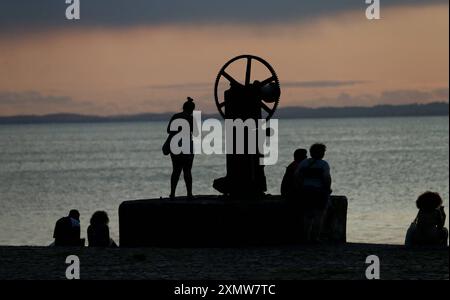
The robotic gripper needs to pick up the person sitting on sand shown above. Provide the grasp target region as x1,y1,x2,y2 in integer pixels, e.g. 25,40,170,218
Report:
87,211,117,247
295,143,332,243
281,148,307,201
53,209,84,246
406,192,448,247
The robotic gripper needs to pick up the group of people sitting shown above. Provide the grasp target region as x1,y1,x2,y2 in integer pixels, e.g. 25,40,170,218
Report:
281,143,332,243
52,141,447,248
281,143,448,247
53,210,117,247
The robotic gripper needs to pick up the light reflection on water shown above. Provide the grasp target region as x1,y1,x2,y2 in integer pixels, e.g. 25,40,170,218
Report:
0,116,448,245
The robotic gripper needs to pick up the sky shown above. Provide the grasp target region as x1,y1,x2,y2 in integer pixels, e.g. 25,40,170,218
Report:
0,0,448,116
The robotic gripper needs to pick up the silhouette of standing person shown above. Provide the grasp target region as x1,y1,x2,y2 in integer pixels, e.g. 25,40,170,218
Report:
166,97,197,199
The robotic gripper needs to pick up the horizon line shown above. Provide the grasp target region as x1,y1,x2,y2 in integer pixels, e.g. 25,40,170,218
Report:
0,101,448,119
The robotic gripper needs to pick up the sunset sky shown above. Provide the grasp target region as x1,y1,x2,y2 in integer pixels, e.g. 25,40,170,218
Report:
0,0,448,116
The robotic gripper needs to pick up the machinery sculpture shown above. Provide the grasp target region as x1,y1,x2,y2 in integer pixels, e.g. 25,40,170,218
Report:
213,55,281,199
119,55,348,247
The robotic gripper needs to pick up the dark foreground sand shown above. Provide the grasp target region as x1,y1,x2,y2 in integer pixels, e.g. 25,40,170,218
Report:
0,243,448,280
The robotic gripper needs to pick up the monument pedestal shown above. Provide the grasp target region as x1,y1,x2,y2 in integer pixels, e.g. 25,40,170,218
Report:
119,195,347,247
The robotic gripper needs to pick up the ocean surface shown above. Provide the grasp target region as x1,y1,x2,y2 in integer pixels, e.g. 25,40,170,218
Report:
0,116,448,246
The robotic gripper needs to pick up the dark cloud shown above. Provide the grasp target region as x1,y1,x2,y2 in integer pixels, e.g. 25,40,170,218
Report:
0,91,72,105
0,0,447,33
300,88,449,107
378,89,450,104
283,80,367,88
147,80,367,91
148,82,213,90
0,91,96,115
429,88,449,99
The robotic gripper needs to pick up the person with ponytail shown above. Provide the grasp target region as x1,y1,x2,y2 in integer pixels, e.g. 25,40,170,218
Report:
165,97,196,199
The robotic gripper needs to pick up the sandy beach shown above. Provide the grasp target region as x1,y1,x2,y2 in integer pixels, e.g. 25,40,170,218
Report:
0,243,447,280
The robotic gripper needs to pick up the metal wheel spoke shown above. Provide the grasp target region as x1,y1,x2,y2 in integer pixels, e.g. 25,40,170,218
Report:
261,76,275,86
261,102,272,113
215,55,279,121
245,57,252,86
221,71,240,86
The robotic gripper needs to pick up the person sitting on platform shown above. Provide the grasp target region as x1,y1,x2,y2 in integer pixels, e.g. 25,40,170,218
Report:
295,143,332,243
281,148,307,201
405,192,448,247
53,209,84,246
87,211,117,247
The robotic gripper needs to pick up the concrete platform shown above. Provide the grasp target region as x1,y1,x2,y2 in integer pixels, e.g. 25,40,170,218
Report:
119,195,347,247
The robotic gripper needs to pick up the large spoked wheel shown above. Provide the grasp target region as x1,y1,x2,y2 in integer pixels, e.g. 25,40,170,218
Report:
214,55,281,120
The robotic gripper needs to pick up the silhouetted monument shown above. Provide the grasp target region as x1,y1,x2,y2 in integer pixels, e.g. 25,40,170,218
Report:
119,55,348,247
213,55,280,199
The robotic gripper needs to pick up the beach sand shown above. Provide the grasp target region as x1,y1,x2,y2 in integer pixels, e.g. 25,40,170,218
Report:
0,243,448,280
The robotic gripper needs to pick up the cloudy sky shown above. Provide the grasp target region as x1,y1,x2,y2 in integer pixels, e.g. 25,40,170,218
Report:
0,0,448,116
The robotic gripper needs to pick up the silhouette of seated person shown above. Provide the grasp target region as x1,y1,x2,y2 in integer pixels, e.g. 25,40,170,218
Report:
53,209,84,246
88,211,117,247
295,143,332,243
281,148,307,201
406,192,448,247
166,97,197,199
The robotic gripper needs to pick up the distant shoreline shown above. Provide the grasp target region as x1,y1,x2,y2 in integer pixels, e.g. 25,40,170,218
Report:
0,102,448,125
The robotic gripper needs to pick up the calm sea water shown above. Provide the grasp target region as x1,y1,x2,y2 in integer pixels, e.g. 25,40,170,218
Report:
0,117,448,246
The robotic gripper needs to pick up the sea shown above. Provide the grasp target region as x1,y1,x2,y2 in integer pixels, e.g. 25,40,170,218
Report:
0,116,448,246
